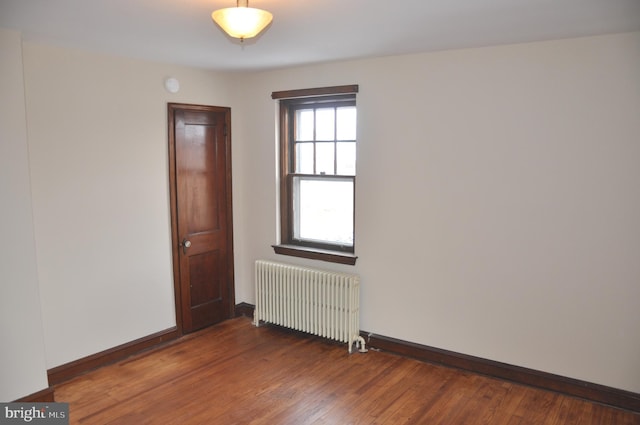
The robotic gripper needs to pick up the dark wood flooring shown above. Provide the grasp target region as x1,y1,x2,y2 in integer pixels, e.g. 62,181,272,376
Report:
54,317,640,424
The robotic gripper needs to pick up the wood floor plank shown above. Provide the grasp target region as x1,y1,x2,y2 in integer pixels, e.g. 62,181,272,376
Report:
513,386,560,424
492,385,532,425
54,317,640,425
473,381,515,424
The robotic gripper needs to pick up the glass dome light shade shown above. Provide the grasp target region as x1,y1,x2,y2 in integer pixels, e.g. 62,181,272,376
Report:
211,7,273,40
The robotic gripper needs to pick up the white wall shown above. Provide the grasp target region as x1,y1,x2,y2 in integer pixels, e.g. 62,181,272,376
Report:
0,29,49,401
232,32,640,393
21,41,236,369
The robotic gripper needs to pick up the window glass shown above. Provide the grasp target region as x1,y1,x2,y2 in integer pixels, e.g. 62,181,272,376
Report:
294,177,354,246
315,108,335,141
295,143,314,174
336,106,357,140
315,142,335,175
296,109,314,141
336,142,356,175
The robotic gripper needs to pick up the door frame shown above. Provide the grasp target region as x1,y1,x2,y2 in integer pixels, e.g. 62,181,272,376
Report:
167,103,235,334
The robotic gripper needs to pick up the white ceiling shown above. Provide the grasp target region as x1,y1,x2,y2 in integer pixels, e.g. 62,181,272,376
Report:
1,0,639,71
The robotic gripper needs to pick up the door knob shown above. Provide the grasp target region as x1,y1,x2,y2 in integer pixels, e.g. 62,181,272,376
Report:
180,239,191,254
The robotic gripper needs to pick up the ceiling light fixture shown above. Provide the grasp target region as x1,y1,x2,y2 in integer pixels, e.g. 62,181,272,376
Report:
211,0,273,42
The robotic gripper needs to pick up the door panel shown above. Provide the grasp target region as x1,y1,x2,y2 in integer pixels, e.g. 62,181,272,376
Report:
183,123,220,234
169,104,234,333
189,250,222,307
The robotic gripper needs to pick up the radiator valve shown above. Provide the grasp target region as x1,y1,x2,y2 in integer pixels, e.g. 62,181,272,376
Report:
354,336,368,353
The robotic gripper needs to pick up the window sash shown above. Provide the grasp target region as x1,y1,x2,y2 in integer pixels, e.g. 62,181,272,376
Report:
289,174,355,251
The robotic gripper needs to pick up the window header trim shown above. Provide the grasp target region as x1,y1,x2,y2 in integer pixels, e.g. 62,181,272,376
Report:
271,84,359,100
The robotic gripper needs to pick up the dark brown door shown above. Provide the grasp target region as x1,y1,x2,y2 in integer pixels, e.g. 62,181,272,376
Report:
168,103,234,333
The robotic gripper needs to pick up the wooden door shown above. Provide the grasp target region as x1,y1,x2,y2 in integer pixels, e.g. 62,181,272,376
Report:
168,103,234,333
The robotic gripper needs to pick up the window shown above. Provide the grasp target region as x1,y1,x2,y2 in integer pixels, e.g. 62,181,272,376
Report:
272,85,358,265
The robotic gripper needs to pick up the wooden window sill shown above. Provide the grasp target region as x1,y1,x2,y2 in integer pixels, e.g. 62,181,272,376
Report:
272,245,357,266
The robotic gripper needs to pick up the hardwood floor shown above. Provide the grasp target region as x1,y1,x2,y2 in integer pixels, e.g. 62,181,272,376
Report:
54,317,640,425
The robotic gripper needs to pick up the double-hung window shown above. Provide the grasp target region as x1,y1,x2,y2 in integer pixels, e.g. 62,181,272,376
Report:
272,85,358,265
